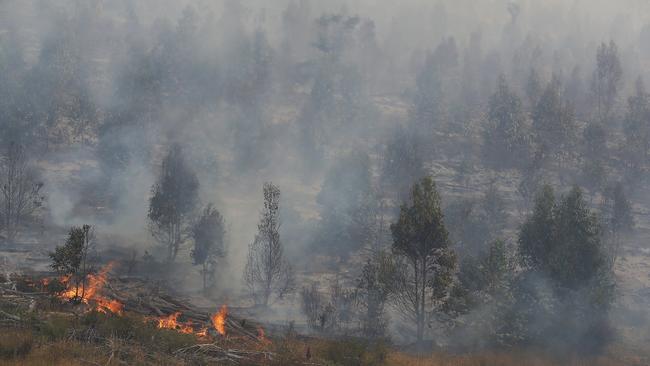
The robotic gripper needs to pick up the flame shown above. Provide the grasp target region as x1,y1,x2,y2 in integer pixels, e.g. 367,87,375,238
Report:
257,327,271,345
196,327,209,338
58,262,123,314
211,305,228,336
157,312,195,334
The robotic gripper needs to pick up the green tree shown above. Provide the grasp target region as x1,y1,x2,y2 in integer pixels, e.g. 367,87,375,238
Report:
516,186,614,351
148,144,199,262
623,78,650,173
591,41,623,123
390,177,456,343
520,185,607,289
450,240,515,348
357,251,395,338
532,77,576,166
50,225,94,301
191,204,226,292
601,183,634,267
483,75,530,168
313,151,375,258
382,127,425,202
525,68,543,108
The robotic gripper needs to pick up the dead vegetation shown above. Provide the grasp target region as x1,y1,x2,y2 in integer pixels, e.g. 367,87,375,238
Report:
0,266,647,365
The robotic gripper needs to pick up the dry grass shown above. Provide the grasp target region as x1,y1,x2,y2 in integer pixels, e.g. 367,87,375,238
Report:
0,328,647,366
387,350,643,366
0,337,184,366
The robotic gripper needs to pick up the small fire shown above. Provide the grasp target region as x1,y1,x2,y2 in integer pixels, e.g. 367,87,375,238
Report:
58,262,123,315
157,312,194,334
196,327,209,338
257,327,271,345
211,305,228,336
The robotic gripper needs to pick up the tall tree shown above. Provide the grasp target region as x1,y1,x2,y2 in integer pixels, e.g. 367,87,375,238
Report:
313,151,375,258
591,41,623,123
623,78,650,173
0,143,44,242
381,127,426,202
525,68,543,108
519,185,611,291
532,77,576,166
483,75,530,168
517,185,614,351
244,183,295,307
601,183,634,267
357,251,395,338
148,144,199,262
390,176,456,343
191,204,226,292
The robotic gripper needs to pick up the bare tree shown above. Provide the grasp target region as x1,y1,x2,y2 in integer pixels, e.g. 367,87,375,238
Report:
0,143,44,243
301,284,324,330
244,183,295,307
148,144,199,262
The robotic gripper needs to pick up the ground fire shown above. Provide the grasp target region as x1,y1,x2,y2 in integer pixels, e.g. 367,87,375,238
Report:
211,304,228,336
57,262,124,315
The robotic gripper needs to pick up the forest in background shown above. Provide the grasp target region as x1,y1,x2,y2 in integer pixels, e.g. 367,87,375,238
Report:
1,0,650,364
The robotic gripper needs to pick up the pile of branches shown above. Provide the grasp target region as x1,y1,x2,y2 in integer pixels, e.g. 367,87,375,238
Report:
175,343,275,364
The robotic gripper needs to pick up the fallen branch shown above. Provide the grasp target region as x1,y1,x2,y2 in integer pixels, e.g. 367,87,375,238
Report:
0,309,21,321
174,343,275,364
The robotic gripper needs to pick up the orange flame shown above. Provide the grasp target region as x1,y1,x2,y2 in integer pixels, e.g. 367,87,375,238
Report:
157,312,194,334
211,305,228,336
58,262,123,315
196,327,209,338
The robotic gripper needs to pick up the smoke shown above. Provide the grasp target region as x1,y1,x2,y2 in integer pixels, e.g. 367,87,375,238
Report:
2,0,650,353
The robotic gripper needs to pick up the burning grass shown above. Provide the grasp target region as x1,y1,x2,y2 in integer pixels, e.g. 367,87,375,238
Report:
1,270,646,365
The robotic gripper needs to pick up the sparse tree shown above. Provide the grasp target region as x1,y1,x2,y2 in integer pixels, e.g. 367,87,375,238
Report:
357,251,395,338
591,41,623,123
601,183,634,267
623,78,650,173
519,185,610,291
301,283,323,330
583,122,607,163
390,176,456,343
313,151,375,258
382,127,426,202
532,77,576,167
516,185,615,351
525,68,543,108
449,239,515,348
148,144,199,262
244,183,295,307
50,225,95,301
483,75,530,168
191,204,226,292
482,181,507,233
0,143,44,242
